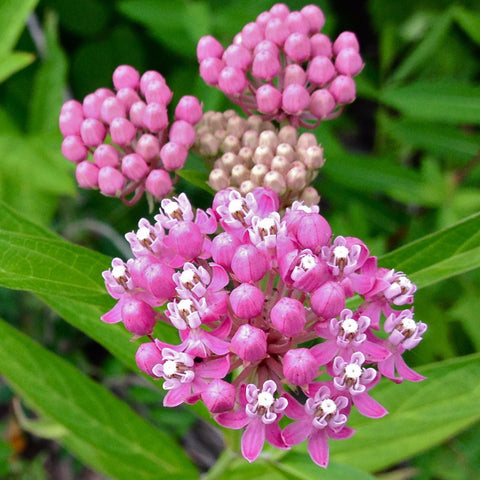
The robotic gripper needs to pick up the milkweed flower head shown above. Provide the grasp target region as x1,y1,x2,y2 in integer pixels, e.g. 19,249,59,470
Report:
197,3,363,128
60,65,203,205
194,109,323,208
101,187,426,466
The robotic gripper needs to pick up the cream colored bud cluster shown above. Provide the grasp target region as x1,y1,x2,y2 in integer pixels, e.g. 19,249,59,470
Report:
194,110,323,207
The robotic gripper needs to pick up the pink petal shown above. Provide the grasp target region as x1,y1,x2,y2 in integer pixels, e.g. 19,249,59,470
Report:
284,394,308,420
311,341,338,366
266,421,288,449
360,340,390,362
396,354,426,382
282,419,311,446
215,410,249,429
307,429,329,468
242,419,265,462
196,355,230,379
353,392,388,418
163,384,189,407
100,299,124,324
209,263,230,290
328,425,355,440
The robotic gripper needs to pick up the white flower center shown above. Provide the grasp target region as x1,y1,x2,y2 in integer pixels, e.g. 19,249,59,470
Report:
228,198,245,215
163,360,177,377
396,275,411,289
164,201,180,216
112,264,127,279
180,269,196,286
342,318,358,334
402,318,417,332
333,245,349,259
320,398,337,415
300,254,316,270
257,391,274,408
178,299,194,313
136,226,151,241
345,363,362,379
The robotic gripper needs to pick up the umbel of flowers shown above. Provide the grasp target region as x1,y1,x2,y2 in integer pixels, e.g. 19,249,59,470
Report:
60,66,203,205
101,188,426,467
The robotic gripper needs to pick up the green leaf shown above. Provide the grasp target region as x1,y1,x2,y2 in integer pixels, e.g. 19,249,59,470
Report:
0,317,197,480
379,81,480,125
177,169,215,194
328,353,480,472
0,0,39,56
0,51,35,83
379,211,480,288
453,5,480,45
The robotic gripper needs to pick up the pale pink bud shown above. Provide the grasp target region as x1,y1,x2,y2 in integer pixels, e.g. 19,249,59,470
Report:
174,95,203,124
329,75,356,104
250,164,268,184
142,103,168,132
231,244,269,283
309,89,336,118
300,186,320,206
283,348,318,385
231,324,267,362
202,379,236,413
286,11,310,35
197,35,224,61
241,22,264,49
296,213,331,251
200,58,225,85
271,155,290,174
269,3,290,20
113,65,140,90
310,33,333,57
139,70,166,96
100,96,127,124
76,161,99,188
282,84,310,114
110,117,136,145
80,118,106,147
297,132,317,149
311,281,346,319
218,67,247,95
145,169,173,197
265,17,289,45
83,93,103,119
144,263,176,300
270,297,306,336
240,180,257,195
98,166,126,196
121,153,149,180
333,31,360,55
209,169,230,190
302,145,325,169
263,170,286,195
122,298,156,335
59,110,83,136
223,44,252,70
167,222,203,259
93,144,120,168
160,142,188,171
169,120,196,148
335,48,364,76
252,50,281,81
286,165,307,190
307,56,336,86
145,80,173,105
62,136,88,163
229,283,265,319
129,101,147,128
253,40,279,57
135,342,163,377
284,33,311,62
256,85,282,114
116,87,141,110
231,164,250,185
211,232,241,269
135,134,160,160
301,5,326,33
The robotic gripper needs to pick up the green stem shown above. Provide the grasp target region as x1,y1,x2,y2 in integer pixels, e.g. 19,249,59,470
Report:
201,448,237,480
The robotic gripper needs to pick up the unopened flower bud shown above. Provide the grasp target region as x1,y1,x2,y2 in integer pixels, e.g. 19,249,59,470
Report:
76,161,99,188
142,103,168,132
202,379,236,413
296,213,331,251
329,75,356,104
62,136,88,163
283,64,307,87
282,84,310,115
333,31,360,55
222,134,241,153
110,117,136,145
302,145,325,169
169,120,196,148
307,56,336,86
80,118,106,147
101,97,127,124
231,244,269,282
284,33,311,62
309,89,336,119
278,125,298,146
200,58,225,85
271,155,290,174
253,145,273,167
129,101,146,128
145,169,173,197
270,297,306,336
250,163,268,184
136,134,160,160
310,33,332,57
211,232,241,269
229,283,264,319
122,298,156,335
263,170,287,195
231,324,267,362
283,348,319,385
239,179,257,195
218,66,247,95
139,70,166,96
145,80,173,105
209,169,230,190
301,5,325,33
98,166,126,196
113,65,140,90
167,221,203,259
335,48,364,76
175,95,203,124
242,130,259,149
286,165,307,190
135,342,163,377
300,186,321,206
116,87,141,110
144,263,176,300
160,142,188,171
256,84,282,114
311,281,346,319
231,164,250,186
121,153,149,180
197,35,224,61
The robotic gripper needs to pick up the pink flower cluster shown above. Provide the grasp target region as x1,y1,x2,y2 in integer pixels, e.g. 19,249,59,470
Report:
101,187,426,467
60,65,203,205
197,3,363,128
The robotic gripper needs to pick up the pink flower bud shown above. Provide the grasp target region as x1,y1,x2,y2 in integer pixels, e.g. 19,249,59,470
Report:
121,153,149,180
283,64,307,87
229,283,265,319
335,48,364,76
284,33,311,62
110,117,136,145
265,17,289,45
270,3,290,20
59,110,84,136
174,95,203,124
307,56,336,86
80,118,106,147
100,96,127,124
329,75,356,104
296,213,332,251
76,161,99,188
167,221,203,259
202,379,236,413
241,22,264,49
270,297,306,336
168,120,196,148
142,103,168,132
83,93,103,119
253,40,279,57
286,11,310,35
310,33,332,57
301,5,326,33
197,35,224,61
113,65,140,90
139,70,166,96
282,84,310,114
231,324,267,362
160,142,188,171
135,134,160,160
256,85,282,114
61,99,83,117
252,50,281,81
135,342,163,377
211,232,241,269
218,66,247,95
199,58,225,85
129,101,147,128
311,281,346,319
62,136,88,163
231,244,269,283
283,348,318,385
223,44,252,70
95,88,115,102
93,144,120,168
116,87,141,110
333,31,360,55
98,166,125,196
145,169,173,197
122,298,156,335
309,89,336,119
144,263,176,300
145,80,173,105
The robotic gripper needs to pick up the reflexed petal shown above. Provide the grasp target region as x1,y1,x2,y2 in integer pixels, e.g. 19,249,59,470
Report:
265,421,288,449
215,410,249,429
307,429,329,468
242,419,266,462
353,392,388,418
282,419,311,446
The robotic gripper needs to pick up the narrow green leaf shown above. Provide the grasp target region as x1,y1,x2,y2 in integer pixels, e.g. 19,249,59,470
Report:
379,82,480,125
328,354,480,472
177,169,215,194
453,6,480,45
0,0,39,55
0,51,35,83
0,317,197,480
